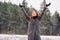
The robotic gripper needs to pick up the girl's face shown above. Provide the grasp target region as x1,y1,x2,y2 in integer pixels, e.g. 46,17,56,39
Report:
32,11,37,17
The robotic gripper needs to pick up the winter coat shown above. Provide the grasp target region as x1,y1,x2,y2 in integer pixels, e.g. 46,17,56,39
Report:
20,7,47,40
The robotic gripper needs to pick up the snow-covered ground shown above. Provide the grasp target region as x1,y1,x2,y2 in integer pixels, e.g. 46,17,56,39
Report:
0,34,60,40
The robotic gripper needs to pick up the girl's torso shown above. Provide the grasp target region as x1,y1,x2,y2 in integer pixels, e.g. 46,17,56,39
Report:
28,18,40,34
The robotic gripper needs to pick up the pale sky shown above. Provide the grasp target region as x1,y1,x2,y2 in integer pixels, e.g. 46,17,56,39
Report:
0,0,60,15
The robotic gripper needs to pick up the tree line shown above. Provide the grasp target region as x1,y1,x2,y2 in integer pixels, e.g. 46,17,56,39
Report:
0,0,60,35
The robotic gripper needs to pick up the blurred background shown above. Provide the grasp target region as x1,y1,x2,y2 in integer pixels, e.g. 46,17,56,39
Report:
0,0,60,36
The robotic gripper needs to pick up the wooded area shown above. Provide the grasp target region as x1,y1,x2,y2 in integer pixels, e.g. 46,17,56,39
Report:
0,0,60,36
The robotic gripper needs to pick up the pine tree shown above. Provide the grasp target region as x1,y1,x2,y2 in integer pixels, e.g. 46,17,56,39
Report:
52,11,60,35
39,0,52,35
19,0,30,34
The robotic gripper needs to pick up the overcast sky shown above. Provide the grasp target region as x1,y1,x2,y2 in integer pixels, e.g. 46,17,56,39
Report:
0,0,60,15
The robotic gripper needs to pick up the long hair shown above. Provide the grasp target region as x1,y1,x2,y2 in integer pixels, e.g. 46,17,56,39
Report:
30,9,39,19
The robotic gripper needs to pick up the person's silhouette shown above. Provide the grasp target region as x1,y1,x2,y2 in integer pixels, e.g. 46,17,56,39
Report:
19,3,51,40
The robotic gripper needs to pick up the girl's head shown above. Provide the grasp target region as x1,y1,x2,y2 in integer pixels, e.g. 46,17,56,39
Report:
31,9,38,19
32,10,38,17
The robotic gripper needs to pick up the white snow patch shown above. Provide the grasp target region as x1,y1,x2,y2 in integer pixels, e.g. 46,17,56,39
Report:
0,34,60,40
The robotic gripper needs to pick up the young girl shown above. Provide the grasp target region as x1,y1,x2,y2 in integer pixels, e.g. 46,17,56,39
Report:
19,3,50,40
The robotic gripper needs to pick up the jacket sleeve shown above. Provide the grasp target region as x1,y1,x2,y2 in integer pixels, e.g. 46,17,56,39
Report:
38,3,51,21
38,7,47,21
20,7,30,21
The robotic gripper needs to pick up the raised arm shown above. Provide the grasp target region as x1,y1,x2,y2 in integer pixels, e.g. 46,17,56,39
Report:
38,3,51,21
19,4,30,21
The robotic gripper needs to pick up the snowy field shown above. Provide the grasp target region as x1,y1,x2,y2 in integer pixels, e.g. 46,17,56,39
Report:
0,34,60,40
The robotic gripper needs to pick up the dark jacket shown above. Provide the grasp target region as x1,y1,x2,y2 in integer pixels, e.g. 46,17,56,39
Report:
20,7,47,40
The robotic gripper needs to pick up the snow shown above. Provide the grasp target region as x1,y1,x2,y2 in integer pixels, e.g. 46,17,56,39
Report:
0,34,60,40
